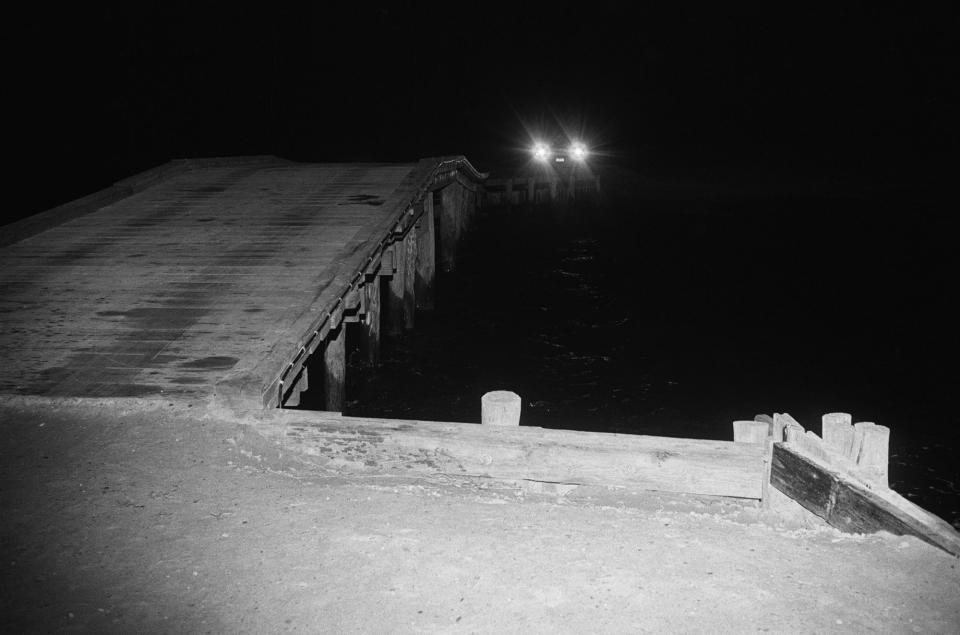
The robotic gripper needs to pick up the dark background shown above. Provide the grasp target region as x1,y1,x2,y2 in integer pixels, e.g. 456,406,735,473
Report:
9,3,958,221
5,3,959,521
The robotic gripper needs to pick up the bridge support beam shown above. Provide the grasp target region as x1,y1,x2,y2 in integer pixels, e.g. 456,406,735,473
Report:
403,230,417,330
437,185,460,273
323,323,345,411
386,241,408,336
415,196,436,310
383,213,421,336
364,275,381,366
284,368,308,407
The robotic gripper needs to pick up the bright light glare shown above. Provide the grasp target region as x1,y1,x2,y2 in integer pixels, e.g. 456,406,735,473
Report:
569,141,588,162
532,142,551,162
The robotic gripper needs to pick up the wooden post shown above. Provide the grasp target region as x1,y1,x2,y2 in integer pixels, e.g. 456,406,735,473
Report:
364,276,381,365
481,391,521,426
323,323,345,411
438,184,460,273
853,421,890,488
403,230,417,329
733,419,772,508
463,187,477,231
733,420,769,444
415,197,436,310
387,242,406,336
821,412,854,456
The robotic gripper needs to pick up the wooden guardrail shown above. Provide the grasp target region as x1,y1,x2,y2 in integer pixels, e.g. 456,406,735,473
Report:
484,174,601,207
241,395,959,556
736,412,960,557
242,409,767,500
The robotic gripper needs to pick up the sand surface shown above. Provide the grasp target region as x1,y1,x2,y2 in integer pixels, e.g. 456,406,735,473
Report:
2,397,958,634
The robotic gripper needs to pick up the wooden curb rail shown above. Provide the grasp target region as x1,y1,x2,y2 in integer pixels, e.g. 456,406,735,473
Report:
739,411,960,557
243,409,766,500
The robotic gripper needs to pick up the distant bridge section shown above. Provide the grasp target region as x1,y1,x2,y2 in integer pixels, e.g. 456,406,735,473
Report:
0,156,485,410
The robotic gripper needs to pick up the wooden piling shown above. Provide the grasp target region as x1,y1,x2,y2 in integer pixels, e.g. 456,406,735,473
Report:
438,184,460,273
734,419,775,509
733,420,769,444
403,230,417,330
481,391,521,426
387,242,406,336
323,323,345,411
414,196,436,310
853,421,889,488
364,276,381,366
822,412,854,456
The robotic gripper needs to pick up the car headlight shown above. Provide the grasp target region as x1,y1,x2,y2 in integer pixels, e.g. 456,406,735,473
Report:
532,142,551,162
569,141,588,162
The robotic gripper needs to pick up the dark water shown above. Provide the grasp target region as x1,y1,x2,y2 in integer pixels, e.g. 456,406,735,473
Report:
344,189,959,527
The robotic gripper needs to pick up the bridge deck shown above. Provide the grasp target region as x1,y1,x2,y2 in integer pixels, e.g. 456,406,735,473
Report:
0,157,474,404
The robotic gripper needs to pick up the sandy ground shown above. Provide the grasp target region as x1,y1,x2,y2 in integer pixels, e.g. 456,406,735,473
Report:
1,397,958,634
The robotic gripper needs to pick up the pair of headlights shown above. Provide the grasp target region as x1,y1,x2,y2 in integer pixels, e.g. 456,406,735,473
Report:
532,141,589,163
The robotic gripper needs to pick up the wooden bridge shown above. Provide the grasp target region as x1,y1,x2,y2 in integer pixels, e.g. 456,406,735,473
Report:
0,155,485,411
2,155,957,556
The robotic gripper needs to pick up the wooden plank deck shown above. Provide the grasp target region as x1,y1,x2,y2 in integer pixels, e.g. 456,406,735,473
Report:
0,156,481,405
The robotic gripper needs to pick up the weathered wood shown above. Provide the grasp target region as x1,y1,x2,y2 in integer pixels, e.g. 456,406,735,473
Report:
853,421,889,488
0,157,485,408
414,196,436,310
403,231,417,329
254,411,767,499
733,418,773,508
777,413,805,446
284,367,308,407
482,391,522,426
772,442,960,556
821,412,854,455
363,276,381,366
386,241,407,336
323,324,345,412
733,420,768,444
438,183,461,273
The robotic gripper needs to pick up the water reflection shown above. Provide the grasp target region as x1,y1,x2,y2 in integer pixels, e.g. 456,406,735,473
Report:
347,191,959,528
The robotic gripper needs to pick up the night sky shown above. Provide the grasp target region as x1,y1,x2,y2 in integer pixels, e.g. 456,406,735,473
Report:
10,3,958,220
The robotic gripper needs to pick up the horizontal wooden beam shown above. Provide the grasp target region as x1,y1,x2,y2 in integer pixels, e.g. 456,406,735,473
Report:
247,411,766,499
772,442,960,557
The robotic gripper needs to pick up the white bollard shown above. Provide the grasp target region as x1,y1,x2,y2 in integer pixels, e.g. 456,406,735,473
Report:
481,391,521,426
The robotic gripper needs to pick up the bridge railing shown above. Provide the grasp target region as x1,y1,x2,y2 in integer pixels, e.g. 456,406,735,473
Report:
483,174,601,207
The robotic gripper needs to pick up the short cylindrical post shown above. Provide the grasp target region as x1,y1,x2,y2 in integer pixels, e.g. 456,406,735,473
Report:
821,412,853,457
733,420,769,444
481,391,521,426
853,421,890,488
